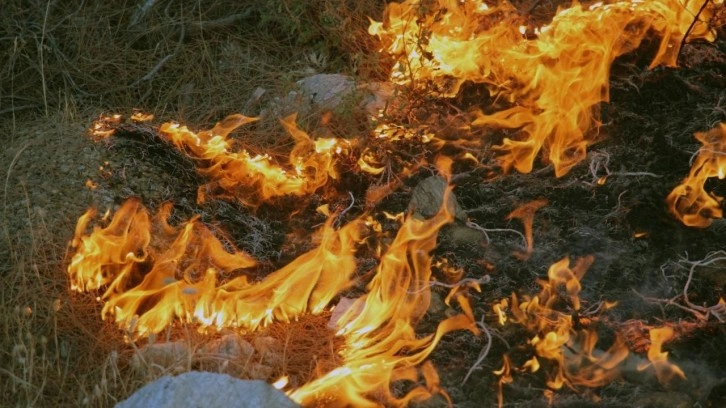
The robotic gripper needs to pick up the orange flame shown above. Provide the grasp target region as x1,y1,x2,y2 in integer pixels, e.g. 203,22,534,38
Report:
370,0,721,176
68,198,363,339
159,113,350,207
496,256,629,392
289,187,478,406
506,198,548,260
666,122,726,227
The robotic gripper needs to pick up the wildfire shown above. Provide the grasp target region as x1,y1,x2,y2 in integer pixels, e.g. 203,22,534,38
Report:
64,0,724,405
494,257,628,390
370,0,721,176
290,189,478,406
488,255,692,405
68,198,364,338
667,122,726,227
158,113,350,207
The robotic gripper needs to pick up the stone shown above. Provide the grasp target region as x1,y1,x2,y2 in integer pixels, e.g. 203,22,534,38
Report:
116,371,299,408
427,291,447,317
297,74,355,111
409,176,466,222
253,336,283,367
199,334,255,361
130,341,190,374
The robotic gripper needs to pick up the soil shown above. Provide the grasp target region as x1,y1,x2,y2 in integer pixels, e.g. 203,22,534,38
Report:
2,20,726,408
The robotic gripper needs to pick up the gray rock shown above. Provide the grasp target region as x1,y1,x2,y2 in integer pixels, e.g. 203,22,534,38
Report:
116,371,299,408
297,74,355,111
409,176,466,221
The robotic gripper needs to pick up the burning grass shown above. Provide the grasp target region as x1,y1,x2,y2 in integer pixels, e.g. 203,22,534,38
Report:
3,0,726,407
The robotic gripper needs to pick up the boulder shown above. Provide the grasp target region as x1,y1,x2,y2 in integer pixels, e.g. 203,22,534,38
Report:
116,371,299,408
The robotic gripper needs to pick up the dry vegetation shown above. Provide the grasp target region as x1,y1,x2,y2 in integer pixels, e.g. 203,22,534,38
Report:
1,1,383,406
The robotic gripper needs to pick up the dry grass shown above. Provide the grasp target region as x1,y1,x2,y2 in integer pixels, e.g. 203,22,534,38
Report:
1,0,384,406
0,0,384,125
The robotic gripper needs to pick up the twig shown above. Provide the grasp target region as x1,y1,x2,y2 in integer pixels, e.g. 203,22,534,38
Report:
462,317,493,385
466,220,527,250
129,0,159,28
335,192,355,228
677,0,712,66
639,250,726,322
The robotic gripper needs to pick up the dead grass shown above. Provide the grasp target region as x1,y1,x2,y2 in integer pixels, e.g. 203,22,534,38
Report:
0,0,384,125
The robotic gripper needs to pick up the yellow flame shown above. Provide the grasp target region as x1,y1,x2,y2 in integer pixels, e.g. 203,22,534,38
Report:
68,198,363,339
370,0,721,176
158,113,350,207
289,187,478,406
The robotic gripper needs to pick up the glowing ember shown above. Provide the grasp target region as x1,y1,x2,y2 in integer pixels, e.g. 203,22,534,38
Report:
370,0,721,176
666,122,726,227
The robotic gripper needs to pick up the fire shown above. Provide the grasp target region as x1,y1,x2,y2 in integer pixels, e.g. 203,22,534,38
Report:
495,256,630,394
289,189,478,406
506,198,548,260
64,0,722,404
158,113,350,207
69,188,478,405
639,326,686,383
68,198,364,339
666,122,726,227
370,0,721,176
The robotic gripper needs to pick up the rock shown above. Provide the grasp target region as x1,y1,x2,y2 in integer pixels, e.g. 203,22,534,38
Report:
199,334,255,361
296,74,398,117
116,371,299,408
427,292,447,317
131,341,190,374
408,176,466,221
247,362,275,381
360,81,395,117
297,74,355,111
409,176,484,246
253,336,283,367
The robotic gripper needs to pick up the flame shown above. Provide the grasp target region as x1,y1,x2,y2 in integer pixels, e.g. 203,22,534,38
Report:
289,187,478,406
89,113,122,140
370,0,721,176
666,123,726,227
639,326,686,383
158,113,350,207
69,189,478,405
68,198,363,339
506,198,548,260
496,256,629,392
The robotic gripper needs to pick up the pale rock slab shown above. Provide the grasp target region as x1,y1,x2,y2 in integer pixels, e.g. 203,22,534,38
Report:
116,371,299,408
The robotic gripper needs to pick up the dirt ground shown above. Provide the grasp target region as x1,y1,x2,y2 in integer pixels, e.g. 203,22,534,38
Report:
2,3,726,408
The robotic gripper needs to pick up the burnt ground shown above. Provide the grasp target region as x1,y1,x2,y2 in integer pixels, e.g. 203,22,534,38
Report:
1,25,725,408
426,40,726,406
